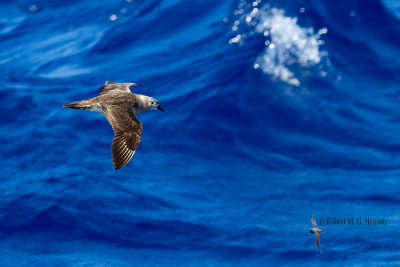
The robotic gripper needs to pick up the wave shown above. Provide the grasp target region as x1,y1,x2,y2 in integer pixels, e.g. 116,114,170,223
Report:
228,1,328,86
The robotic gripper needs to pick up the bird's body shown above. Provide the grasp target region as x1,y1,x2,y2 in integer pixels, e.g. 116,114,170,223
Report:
309,215,326,252
63,81,164,170
66,92,152,113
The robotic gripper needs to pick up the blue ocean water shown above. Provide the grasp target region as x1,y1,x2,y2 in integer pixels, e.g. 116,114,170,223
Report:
1,0,400,265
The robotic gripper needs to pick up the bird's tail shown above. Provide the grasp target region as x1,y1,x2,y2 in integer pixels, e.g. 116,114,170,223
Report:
63,100,96,111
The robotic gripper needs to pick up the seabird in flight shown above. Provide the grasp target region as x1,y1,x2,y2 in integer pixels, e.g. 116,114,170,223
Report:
309,215,326,252
63,81,164,170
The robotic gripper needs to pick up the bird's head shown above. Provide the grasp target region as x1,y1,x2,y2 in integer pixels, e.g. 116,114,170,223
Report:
138,95,165,112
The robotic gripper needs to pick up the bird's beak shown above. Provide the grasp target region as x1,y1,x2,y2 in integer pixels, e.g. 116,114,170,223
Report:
157,105,165,112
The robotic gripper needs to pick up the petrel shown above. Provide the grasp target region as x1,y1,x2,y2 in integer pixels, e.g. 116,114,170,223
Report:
309,215,326,252
63,81,164,170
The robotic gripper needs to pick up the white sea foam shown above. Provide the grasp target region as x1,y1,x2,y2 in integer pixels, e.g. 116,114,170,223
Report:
254,8,324,86
229,3,327,86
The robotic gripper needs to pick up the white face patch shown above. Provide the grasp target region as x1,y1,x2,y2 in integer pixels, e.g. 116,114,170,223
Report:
135,94,159,113
139,95,146,102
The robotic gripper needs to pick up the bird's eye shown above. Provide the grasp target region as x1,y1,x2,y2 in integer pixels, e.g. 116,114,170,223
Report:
151,102,154,105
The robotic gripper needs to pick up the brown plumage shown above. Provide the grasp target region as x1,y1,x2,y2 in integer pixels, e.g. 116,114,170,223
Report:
63,81,164,170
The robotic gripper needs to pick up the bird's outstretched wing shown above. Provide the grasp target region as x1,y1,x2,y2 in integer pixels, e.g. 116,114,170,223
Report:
311,215,318,229
102,104,143,169
315,233,321,252
99,81,137,95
